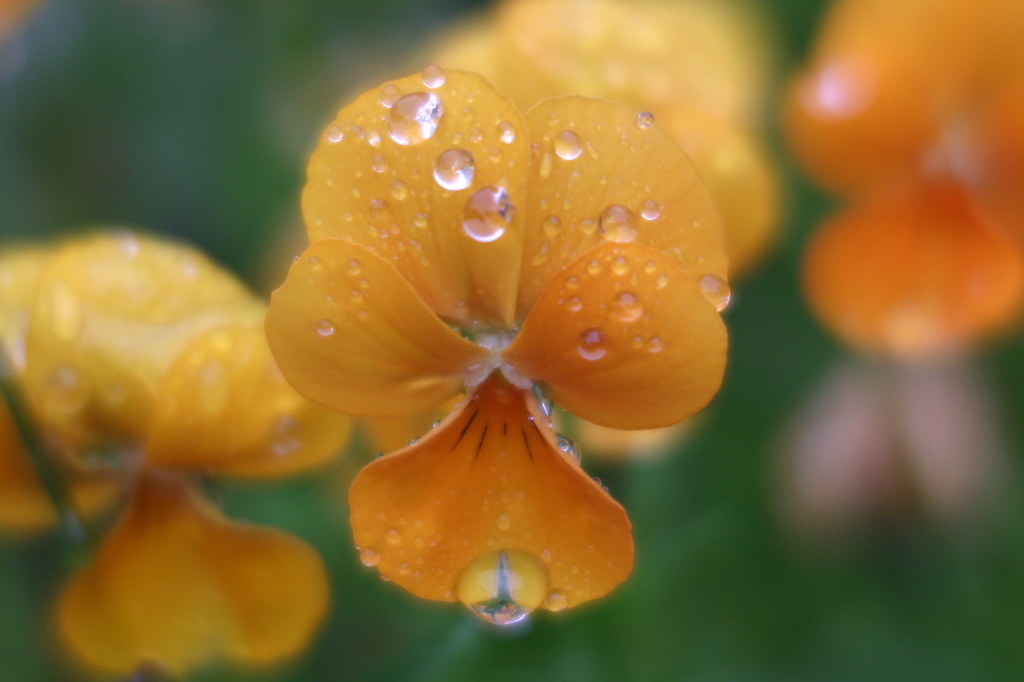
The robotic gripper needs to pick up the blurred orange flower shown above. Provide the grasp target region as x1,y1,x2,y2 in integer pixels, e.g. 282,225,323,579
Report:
785,0,1024,356
266,69,729,621
1,232,350,675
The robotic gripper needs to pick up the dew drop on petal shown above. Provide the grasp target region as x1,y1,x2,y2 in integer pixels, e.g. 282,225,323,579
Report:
637,111,654,128
539,152,553,179
577,328,607,361
640,199,661,220
360,547,381,567
457,550,548,626
367,131,381,147
463,185,515,243
699,274,731,311
611,256,629,276
577,219,598,236
371,155,388,173
326,125,344,143
543,215,562,236
554,130,583,160
655,274,669,291
433,149,475,190
544,590,567,611
568,296,582,312
599,205,638,243
369,199,389,218
499,121,516,144
613,291,643,323
385,528,402,545
379,84,401,108
388,92,443,145
556,433,581,462
390,181,409,201
497,514,511,531
318,319,335,336
647,336,664,353
422,65,446,88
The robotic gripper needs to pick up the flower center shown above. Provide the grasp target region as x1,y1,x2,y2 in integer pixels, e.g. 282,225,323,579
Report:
461,328,532,390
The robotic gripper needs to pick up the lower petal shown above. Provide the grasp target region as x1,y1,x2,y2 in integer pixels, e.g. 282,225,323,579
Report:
57,473,329,675
348,374,633,613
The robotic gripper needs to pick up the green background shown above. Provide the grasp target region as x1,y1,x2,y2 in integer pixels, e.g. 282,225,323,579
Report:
4,0,1024,680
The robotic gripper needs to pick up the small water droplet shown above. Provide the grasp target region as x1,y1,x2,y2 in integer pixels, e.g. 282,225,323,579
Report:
386,528,402,545
541,549,553,562
577,328,607,361
359,547,381,567
318,319,335,336
457,550,548,626
433,149,475,190
648,336,664,353
543,589,567,611
554,130,583,160
497,514,511,531
539,152,553,178
556,434,581,462
371,155,388,173
613,291,643,322
640,199,661,220
532,384,554,416
370,199,389,218
421,65,446,88
568,296,583,312
367,131,381,147
388,92,443,145
379,84,401,108
644,260,656,274
543,215,562,236
398,562,411,575
346,259,361,276
655,274,669,291
599,205,638,243
699,274,731,311
413,213,428,228
499,121,516,143
463,186,515,242
586,259,601,275
611,255,629,276
637,111,654,128
390,181,409,201
577,219,598,236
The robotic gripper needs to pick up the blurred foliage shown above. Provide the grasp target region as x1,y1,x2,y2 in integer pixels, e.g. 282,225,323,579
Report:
4,0,1024,681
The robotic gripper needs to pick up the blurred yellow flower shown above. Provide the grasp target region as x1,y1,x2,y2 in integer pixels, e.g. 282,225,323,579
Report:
266,69,729,621
1,232,350,675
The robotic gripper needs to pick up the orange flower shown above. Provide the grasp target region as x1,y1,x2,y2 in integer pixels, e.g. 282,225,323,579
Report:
784,0,1024,356
4,232,350,675
266,69,728,620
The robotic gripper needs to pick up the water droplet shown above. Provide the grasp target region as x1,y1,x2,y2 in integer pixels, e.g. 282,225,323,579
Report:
360,547,381,567
421,65,446,88
611,256,629,276
379,85,401,108
497,514,511,531
463,186,515,243
499,122,516,143
577,219,598,236
389,181,409,201
367,131,381,147
699,274,731,311
539,152,553,179
369,198,389,218
632,336,645,349
613,291,643,323
469,128,483,143
554,130,583,160
457,550,548,626
556,434,581,462
577,328,607,361
640,200,661,220
326,125,343,143
318,319,335,336
648,336,664,353
386,528,401,545
543,589,567,611
532,384,553,416
541,549,553,562
655,274,669,291
543,215,562,236
388,92,443,145
644,260,656,274
433,149,475,190
568,297,583,312
413,213,428,228
271,415,302,456
398,562,411,575
599,205,638,243
586,259,601,275
371,155,388,173
637,111,654,128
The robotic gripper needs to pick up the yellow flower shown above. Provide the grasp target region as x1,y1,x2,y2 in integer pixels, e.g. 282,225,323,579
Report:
2,231,350,675
266,69,728,619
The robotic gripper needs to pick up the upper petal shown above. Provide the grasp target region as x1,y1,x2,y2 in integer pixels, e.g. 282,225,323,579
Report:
266,238,489,419
503,242,727,429
803,180,1024,356
147,323,352,477
303,69,529,328
56,473,329,675
516,96,727,320
349,374,633,611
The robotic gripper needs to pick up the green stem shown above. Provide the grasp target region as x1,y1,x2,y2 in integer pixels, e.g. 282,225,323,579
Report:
0,348,87,543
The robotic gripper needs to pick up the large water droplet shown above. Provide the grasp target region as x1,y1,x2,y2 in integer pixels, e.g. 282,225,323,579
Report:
554,130,583,160
556,433,581,463
421,65,446,88
613,291,643,323
457,550,548,626
318,319,335,336
433,149,475,190
640,199,661,220
577,328,608,361
463,186,515,243
388,92,443,146
637,111,654,128
699,274,731,311
599,205,638,243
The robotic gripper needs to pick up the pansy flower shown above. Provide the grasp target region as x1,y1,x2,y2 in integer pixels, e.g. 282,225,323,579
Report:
784,0,1024,356
5,232,351,675
266,69,728,620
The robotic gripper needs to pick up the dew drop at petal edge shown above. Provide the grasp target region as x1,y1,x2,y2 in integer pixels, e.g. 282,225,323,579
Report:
699,274,731,311
360,547,381,567
463,185,515,243
556,433,581,462
434,149,475,190
422,65,446,88
388,92,443,145
457,550,549,625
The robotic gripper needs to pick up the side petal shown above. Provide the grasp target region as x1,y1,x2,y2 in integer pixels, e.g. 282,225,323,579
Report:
303,69,529,328
516,96,727,319
349,375,633,611
266,239,489,418
360,395,461,456
57,474,329,675
24,231,263,455
503,242,727,430
0,245,53,373
803,180,1024,356
147,323,352,477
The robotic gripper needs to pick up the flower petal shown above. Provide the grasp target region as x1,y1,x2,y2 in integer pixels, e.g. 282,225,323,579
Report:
57,473,329,675
360,395,461,456
23,232,263,455
516,96,726,319
147,324,351,477
303,70,529,328
266,238,489,418
503,242,727,430
349,375,633,610
0,245,52,373
803,180,1024,356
